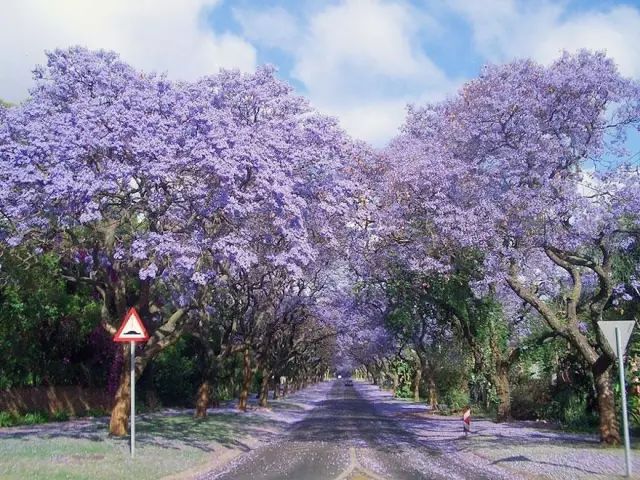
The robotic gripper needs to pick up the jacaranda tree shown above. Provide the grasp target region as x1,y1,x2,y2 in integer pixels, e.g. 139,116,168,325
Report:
387,51,640,443
0,47,356,435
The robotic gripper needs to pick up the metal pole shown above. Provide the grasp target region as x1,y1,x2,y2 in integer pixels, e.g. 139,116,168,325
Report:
616,327,631,477
130,341,135,459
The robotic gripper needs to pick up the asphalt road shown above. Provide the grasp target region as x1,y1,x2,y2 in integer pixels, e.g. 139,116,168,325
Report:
200,381,496,480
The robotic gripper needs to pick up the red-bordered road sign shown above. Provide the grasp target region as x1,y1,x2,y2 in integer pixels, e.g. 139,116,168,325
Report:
113,307,150,343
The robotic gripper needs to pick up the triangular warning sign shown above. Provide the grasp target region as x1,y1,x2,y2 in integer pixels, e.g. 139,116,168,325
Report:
114,307,150,343
598,321,635,358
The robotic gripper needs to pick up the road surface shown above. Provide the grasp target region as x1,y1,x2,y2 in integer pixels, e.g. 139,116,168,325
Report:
199,380,504,480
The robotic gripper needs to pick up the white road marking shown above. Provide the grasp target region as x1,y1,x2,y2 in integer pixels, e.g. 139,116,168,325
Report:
333,446,388,480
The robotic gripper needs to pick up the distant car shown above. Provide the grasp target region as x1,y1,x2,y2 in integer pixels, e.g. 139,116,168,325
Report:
344,379,353,386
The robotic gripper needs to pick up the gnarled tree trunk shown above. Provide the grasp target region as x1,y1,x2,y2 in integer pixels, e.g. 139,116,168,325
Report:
427,374,438,410
594,369,620,444
494,365,511,422
391,370,399,397
194,380,212,419
271,375,280,400
109,344,131,436
259,367,270,407
413,365,422,402
507,260,621,444
238,347,252,411
107,307,187,436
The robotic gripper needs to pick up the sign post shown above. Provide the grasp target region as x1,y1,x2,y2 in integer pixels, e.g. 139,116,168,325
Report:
130,340,135,458
616,328,632,478
598,320,635,478
114,307,150,458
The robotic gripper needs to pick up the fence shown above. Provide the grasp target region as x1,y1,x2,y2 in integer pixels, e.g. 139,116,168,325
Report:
0,386,112,416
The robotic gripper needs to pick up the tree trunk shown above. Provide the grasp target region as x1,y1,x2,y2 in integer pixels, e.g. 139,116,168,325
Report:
259,367,270,407
238,347,252,411
109,345,131,436
365,365,375,384
413,366,422,402
594,369,620,444
194,380,212,419
427,374,438,410
391,371,399,397
106,308,187,436
507,265,622,444
494,365,511,422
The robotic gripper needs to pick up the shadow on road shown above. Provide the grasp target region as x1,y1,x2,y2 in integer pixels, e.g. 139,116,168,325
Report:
491,454,603,475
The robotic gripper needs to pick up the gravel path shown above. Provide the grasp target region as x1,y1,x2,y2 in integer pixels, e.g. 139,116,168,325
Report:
199,380,513,480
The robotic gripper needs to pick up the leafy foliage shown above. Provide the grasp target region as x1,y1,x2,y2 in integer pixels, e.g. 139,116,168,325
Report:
0,250,102,388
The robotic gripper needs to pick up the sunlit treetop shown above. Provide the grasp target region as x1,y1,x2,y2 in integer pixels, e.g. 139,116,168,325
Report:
0,47,358,310
381,50,640,295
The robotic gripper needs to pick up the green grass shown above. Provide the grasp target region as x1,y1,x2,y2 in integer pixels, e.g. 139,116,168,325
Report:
0,411,278,480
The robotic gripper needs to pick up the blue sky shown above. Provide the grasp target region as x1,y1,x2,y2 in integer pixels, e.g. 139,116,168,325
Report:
1,0,640,153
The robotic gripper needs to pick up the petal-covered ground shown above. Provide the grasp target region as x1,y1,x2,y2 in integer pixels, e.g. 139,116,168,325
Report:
0,384,327,480
360,383,640,480
201,381,640,480
201,380,508,480
1,380,638,479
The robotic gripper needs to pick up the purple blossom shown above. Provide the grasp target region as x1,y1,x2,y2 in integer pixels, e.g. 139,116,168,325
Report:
139,263,158,280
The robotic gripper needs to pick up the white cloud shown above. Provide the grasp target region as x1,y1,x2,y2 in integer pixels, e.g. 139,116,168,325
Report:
452,0,640,78
292,0,447,101
316,79,464,147
0,0,257,103
235,0,457,145
321,100,410,147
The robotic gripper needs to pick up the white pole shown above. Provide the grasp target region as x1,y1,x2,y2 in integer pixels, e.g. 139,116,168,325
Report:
616,327,631,477
130,341,135,459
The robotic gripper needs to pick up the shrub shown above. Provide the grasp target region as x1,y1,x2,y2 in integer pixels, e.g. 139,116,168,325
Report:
562,395,598,430
0,411,18,427
85,407,109,418
532,386,598,431
629,391,640,427
443,387,470,411
20,411,49,425
152,339,199,407
50,410,70,422
511,379,550,420
395,382,413,399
